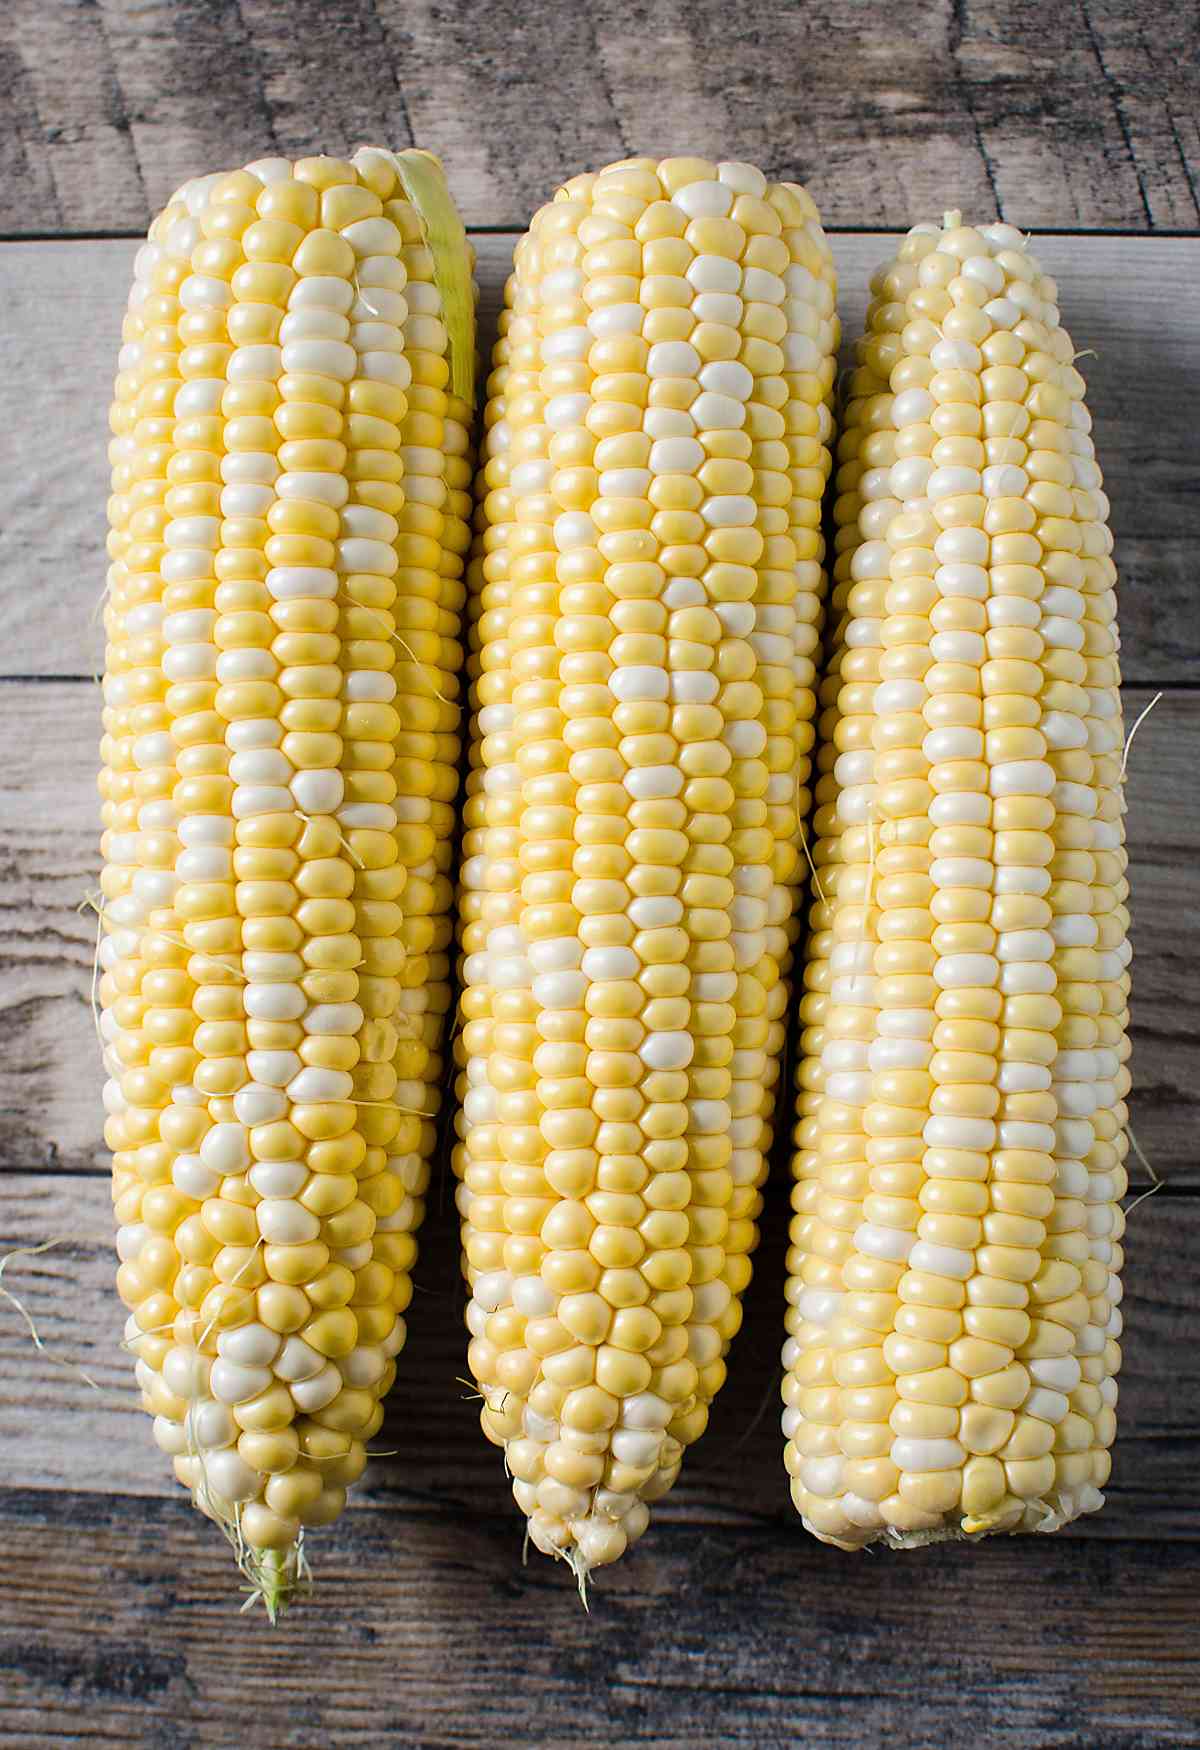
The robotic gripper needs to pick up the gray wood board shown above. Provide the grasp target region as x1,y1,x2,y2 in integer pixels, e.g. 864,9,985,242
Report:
1,0,1197,234
2,8,1198,1737
0,1171,1193,1537
0,1492,1197,1745
1,233,1196,683
1,681,1192,1181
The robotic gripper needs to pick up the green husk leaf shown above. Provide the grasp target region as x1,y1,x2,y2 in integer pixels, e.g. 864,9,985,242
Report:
390,149,475,405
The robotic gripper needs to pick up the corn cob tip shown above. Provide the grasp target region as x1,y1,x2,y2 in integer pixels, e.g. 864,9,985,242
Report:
193,1448,314,1620
245,1541,310,1624
564,1544,593,1611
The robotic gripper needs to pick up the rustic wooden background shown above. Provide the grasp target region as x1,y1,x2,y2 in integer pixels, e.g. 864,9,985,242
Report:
1,2,1197,1745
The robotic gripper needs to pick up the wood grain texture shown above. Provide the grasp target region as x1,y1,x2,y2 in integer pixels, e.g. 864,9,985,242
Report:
2,681,1193,1181
0,1492,1196,1746
0,232,496,681
0,1168,1194,1537
3,233,1199,682
1,0,1197,235
0,40,1197,1719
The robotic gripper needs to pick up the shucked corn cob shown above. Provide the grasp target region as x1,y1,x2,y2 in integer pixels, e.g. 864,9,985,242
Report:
456,156,838,1576
99,149,473,1609
784,216,1129,1547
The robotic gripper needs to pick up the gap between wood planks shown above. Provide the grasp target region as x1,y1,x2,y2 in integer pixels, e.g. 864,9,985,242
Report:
5,233,1198,686
8,226,1200,243
0,1489,1197,1750
3,681,1192,1180
0,1174,1196,1541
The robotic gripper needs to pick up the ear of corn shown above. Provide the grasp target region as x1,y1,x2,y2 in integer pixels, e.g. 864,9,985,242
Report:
456,155,838,1576
783,216,1128,1548
99,149,474,1611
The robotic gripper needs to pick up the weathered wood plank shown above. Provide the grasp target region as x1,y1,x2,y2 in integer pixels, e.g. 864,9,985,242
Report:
0,1490,1196,1746
0,1172,1193,1541
0,231,503,681
1,0,1197,235
5,682,1191,1182
1,0,147,232
954,0,1200,232
2,233,1198,682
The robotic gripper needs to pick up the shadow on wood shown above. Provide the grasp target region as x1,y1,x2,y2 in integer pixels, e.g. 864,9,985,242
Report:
0,1175,1196,1540
0,1489,1196,1745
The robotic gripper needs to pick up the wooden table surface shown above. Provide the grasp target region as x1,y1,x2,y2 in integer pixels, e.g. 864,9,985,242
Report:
1,2,1197,1745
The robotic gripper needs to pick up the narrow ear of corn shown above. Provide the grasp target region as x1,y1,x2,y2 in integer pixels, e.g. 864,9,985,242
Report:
99,149,474,1613
783,215,1129,1548
456,155,838,1578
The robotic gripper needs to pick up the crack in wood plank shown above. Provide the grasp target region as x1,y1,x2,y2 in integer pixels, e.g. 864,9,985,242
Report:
1079,0,1154,230
949,0,1004,220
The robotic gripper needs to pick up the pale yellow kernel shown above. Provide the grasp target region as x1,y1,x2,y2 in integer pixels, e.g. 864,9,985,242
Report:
961,1454,1007,1518
970,1362,1031,1410
958,1403,1015,1455
897,1469,962,1514
1004,1455,1056,1500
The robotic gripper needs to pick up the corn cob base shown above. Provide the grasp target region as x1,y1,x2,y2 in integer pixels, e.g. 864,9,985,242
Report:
100,149,472,1607
455,155,838,1576
784,216,1128,1549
